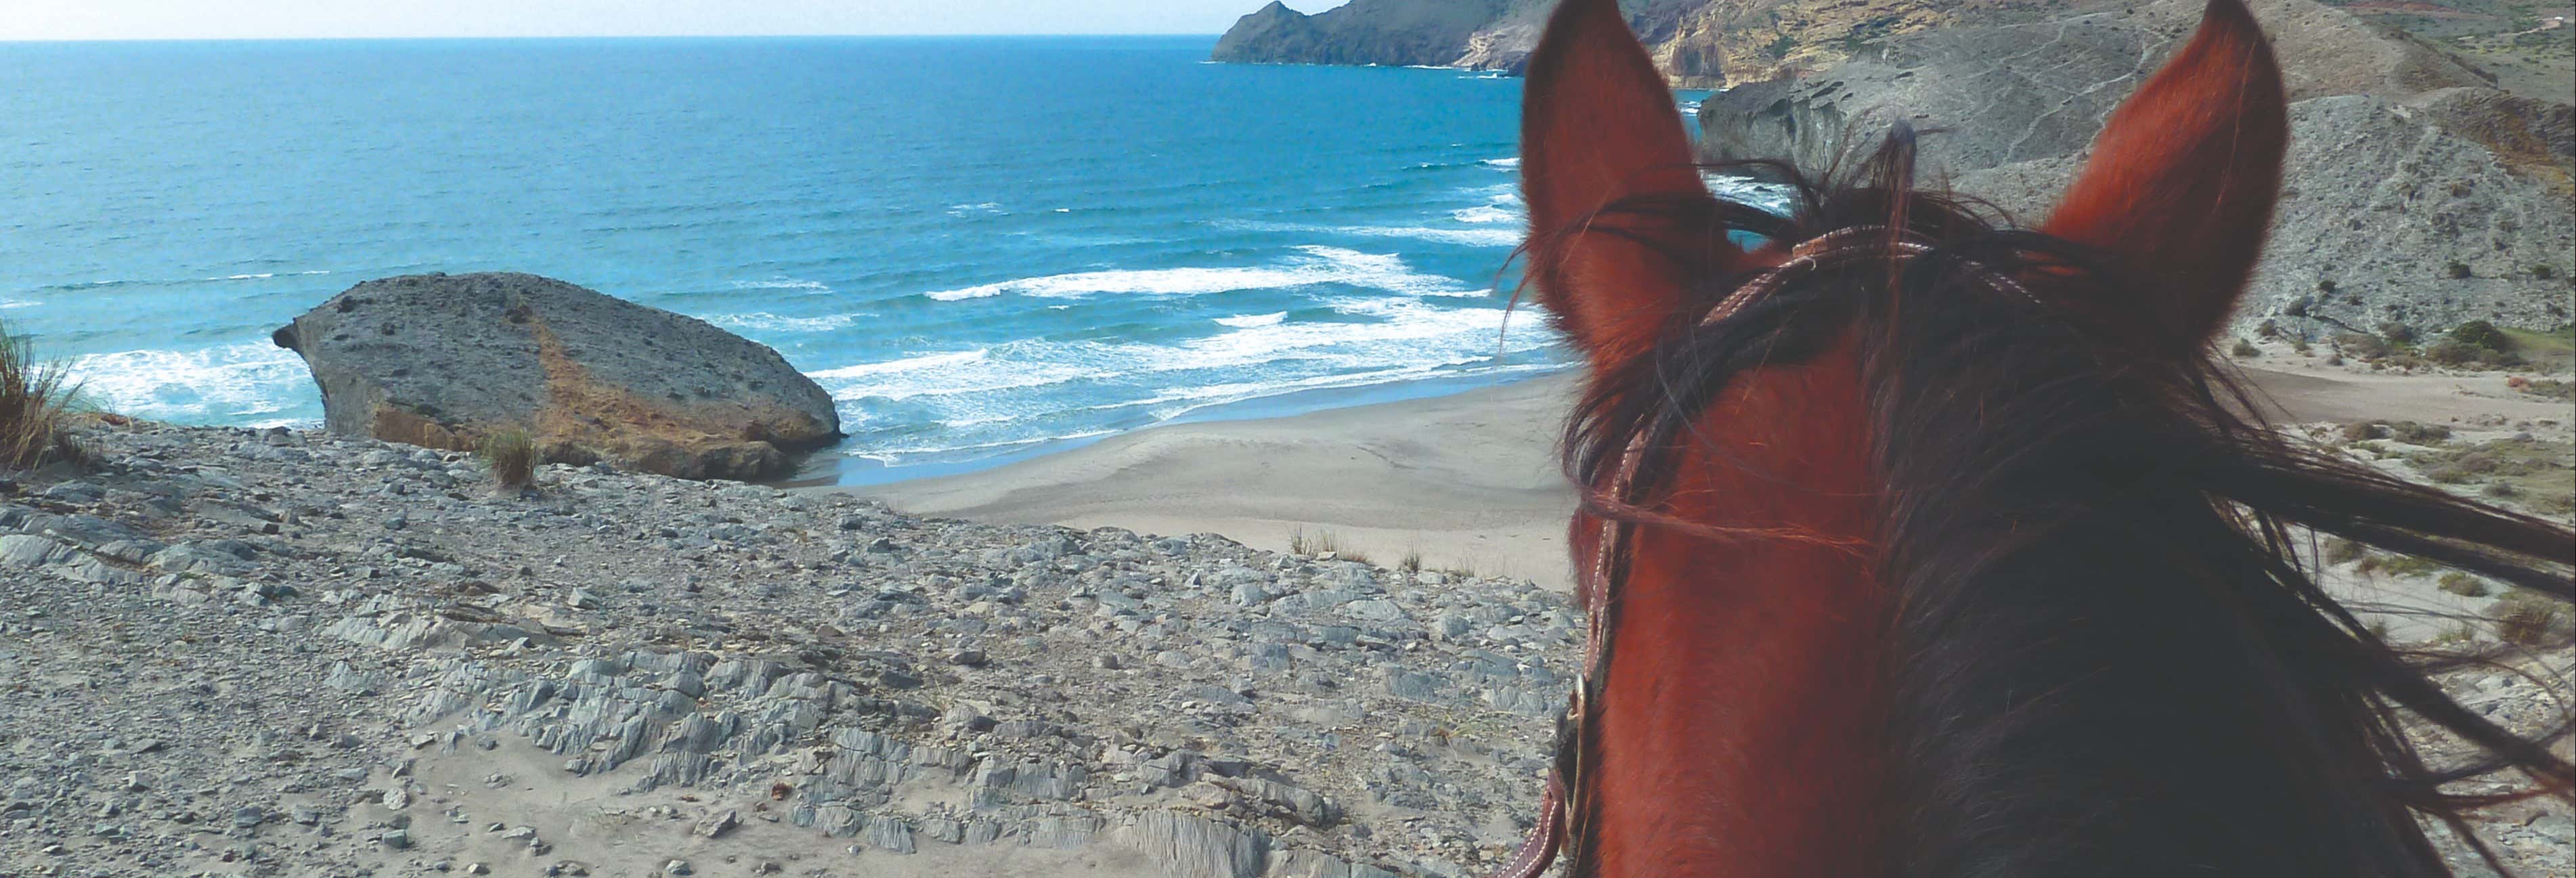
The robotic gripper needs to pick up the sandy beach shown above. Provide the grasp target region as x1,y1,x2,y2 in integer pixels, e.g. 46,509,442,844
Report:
864,345,2573,592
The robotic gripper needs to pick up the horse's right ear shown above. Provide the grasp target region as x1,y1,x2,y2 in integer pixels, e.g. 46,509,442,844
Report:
1521,0,1737,365
2040,0,2288,361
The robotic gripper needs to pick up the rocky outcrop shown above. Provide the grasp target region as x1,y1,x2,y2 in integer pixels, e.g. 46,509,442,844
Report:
1954,96,2576,336
1691,0,2574,335
272,273,841,481
1210,0,1521,68
1216,0,2010,87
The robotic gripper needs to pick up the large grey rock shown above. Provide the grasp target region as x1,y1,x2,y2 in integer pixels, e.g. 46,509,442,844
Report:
272,273,840,481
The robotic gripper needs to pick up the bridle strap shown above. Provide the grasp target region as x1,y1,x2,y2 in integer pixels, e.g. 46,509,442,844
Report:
1481,225,2031,878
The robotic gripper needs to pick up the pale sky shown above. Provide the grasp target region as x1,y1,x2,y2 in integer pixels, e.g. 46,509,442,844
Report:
0,1,1354,41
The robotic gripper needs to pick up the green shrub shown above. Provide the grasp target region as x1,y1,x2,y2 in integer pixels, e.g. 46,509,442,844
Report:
479,429,537,489
2437,573,2491,598
2424,339,2485,366
2336,332,2391,359
0,324,85,472
2493,591,2569,646
2445,261,2472,280
2380,322,2418,345
2448,320,2513,351
2230,338,2261,358
2388,422,2452,444
2340,422,2388,442
2323,537,2365,565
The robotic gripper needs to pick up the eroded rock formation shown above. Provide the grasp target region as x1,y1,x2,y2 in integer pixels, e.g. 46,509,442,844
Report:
272,273,841,481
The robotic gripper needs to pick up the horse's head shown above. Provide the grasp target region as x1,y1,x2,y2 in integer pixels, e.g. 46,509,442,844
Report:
1512,2,2570,877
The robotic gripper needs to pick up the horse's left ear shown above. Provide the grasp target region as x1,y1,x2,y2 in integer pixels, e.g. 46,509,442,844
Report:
2041,0,2288,360
1521,0,1734,365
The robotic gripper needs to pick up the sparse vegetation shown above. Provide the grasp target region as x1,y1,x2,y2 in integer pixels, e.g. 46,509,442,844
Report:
2336,332,2392,359
2323,537,2365,565
2495,591,2570,646
2356,553,2443,579
479,429,538,489
2437,572,2492,598
2404,436,2575,511
1286,526,1370,565
2340,422,2388,442
2445,261,2474,280
2230,338,2262,358
1399,547,1424,577
2388,422,2453,445
2381,322,2419,346
2514,378,2573,401
0,323,86,472
2449,320,2513,352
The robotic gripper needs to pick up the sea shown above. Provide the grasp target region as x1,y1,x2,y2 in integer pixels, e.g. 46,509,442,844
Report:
0,36,1749,483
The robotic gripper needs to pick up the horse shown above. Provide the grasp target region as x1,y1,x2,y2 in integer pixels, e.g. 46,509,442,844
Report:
1502,1,2576,875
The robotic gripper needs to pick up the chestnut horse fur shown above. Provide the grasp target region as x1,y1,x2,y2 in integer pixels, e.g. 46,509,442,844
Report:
1515,0,2576,876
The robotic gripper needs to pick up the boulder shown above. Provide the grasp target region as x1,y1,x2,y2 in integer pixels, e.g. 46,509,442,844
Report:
273,273,841,481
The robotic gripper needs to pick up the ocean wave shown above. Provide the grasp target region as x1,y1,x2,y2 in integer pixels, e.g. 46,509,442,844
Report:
728,278,833,292
65,343,313,422
946,202,1007,217
707,311,859,333
1213,312,1286,328
922,245,1472,301
816,348,1114,404
846,429,1120,464
1482,157,1521,169
1705,173,1801,216
37,268,333,293
810,349,991,380
0,299,39,309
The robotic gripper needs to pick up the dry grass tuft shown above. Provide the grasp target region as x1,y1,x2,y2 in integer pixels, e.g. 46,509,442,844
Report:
0,325,87,472
2494,591,2571,646
479,429,538,490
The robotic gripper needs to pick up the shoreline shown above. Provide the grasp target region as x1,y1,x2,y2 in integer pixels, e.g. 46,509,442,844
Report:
852,343,2573,594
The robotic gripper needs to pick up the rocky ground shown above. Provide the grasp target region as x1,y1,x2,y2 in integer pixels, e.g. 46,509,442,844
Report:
0,418,2567,878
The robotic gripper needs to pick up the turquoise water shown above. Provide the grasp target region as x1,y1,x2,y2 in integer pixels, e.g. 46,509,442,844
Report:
1,37,1727,481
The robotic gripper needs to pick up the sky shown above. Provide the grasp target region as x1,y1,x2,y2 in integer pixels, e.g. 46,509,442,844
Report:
0,1,1355,41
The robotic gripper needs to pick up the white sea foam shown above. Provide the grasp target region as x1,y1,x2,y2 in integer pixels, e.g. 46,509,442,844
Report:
1705,173,1802,216
66,343,312,421
922,246,1472,301
1213,312,1286,328
848,429,1120,464
707,311,858,333
0,299,39,309
946,202,1006,217
809,349,991,380
1482,157,1521,169
1330,225,1524,248
728,278,832,292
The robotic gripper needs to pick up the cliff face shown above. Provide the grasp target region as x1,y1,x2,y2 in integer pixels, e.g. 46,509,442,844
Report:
1215,0,1978,86
1694,0,2576,334
1210,0,1523,68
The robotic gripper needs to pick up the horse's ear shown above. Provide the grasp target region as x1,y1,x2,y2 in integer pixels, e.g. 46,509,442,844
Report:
1521,0,1733,364
2041,0,2288,360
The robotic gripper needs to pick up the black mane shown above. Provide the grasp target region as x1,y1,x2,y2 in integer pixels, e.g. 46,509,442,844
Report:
1542,132,2576,877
